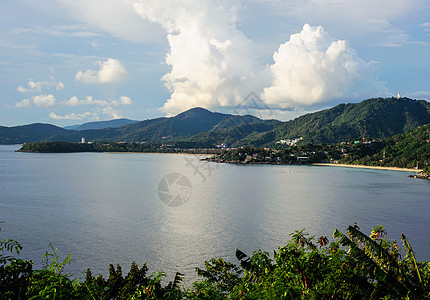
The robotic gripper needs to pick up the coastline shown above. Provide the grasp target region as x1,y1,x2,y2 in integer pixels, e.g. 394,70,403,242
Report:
103,151,215,156
17,149,217,156
312,163,421,173
18,150,215,155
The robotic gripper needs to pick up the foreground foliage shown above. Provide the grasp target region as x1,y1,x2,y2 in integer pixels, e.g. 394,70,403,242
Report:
1,222,430,299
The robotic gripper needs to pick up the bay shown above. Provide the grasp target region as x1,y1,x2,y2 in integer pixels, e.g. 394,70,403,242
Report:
0,144,429,284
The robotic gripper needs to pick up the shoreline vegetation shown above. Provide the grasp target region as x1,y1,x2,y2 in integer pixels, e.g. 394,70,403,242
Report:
1,223,430,299
17,141,221,155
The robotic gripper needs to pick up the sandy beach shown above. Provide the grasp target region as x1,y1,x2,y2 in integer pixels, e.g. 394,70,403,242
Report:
312,163,421,173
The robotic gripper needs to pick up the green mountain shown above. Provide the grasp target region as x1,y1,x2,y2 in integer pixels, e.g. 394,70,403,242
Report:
182,119,282,147
1,98,429,146
0,123,69,144
42,107,267,144
340,123,430,169
240,97,430,146
63,118,138,130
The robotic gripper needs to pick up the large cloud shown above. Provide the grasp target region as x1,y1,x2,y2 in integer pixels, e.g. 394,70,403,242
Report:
75,58,129,84
126,0,269,115
126,1,386,115
262,24,386,108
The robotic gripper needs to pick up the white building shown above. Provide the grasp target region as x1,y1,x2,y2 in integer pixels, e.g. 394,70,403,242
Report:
276,137,303,146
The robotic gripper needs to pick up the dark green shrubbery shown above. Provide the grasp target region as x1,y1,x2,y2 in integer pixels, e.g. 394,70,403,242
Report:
1,222,430,299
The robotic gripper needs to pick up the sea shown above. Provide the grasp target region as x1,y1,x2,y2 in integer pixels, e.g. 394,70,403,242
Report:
0,144,429,284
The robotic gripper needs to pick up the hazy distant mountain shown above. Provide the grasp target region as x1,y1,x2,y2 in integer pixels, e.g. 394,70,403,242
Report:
0,123,69,144
64,118,138,131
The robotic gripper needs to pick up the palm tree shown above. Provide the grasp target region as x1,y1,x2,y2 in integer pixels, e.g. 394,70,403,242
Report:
333,225,429,298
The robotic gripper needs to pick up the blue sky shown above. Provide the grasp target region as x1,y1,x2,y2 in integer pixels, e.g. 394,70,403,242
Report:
1,0,429,127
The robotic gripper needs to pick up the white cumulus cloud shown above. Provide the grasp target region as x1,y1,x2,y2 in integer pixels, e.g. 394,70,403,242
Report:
15,95,58,108
75,58,129,84
262,24,386,108
49,106,123,121
56,82,65,90
17,78,65,93
116,96,132,106
127,0,269,115
49,111,94,120
15,94,132,110
102,106,122,119
64,95,132,106
32,94,57,108
15,98,32,108
126,1,385,115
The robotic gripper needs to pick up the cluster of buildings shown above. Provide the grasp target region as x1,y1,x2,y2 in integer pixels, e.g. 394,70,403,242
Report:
276,137,303,146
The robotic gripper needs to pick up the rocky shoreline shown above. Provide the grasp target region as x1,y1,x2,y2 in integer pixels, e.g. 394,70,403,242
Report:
410,173,430,180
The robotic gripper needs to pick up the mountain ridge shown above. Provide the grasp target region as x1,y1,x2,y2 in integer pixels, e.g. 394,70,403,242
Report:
237,97,430,146
1,98,429,145
0,123,70,144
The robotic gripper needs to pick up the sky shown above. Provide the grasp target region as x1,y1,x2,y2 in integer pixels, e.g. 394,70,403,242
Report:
1,0,429,127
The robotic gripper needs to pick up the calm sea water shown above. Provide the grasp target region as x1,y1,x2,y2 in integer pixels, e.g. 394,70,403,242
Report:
0,144,429,283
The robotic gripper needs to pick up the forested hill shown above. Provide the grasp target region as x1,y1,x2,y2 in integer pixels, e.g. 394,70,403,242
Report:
240,97,430,146
1,97,429,145
43,107,272,144
341,123,430,169
0,123,69,144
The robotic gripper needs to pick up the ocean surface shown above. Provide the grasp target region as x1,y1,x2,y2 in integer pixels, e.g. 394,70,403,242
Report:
0,144,429,284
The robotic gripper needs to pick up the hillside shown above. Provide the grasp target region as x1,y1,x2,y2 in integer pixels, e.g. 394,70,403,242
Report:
1,98,429,145
339,123,430,169
182,119,282,147
241,97,430,146
0,123,70,144
44,107,268,144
